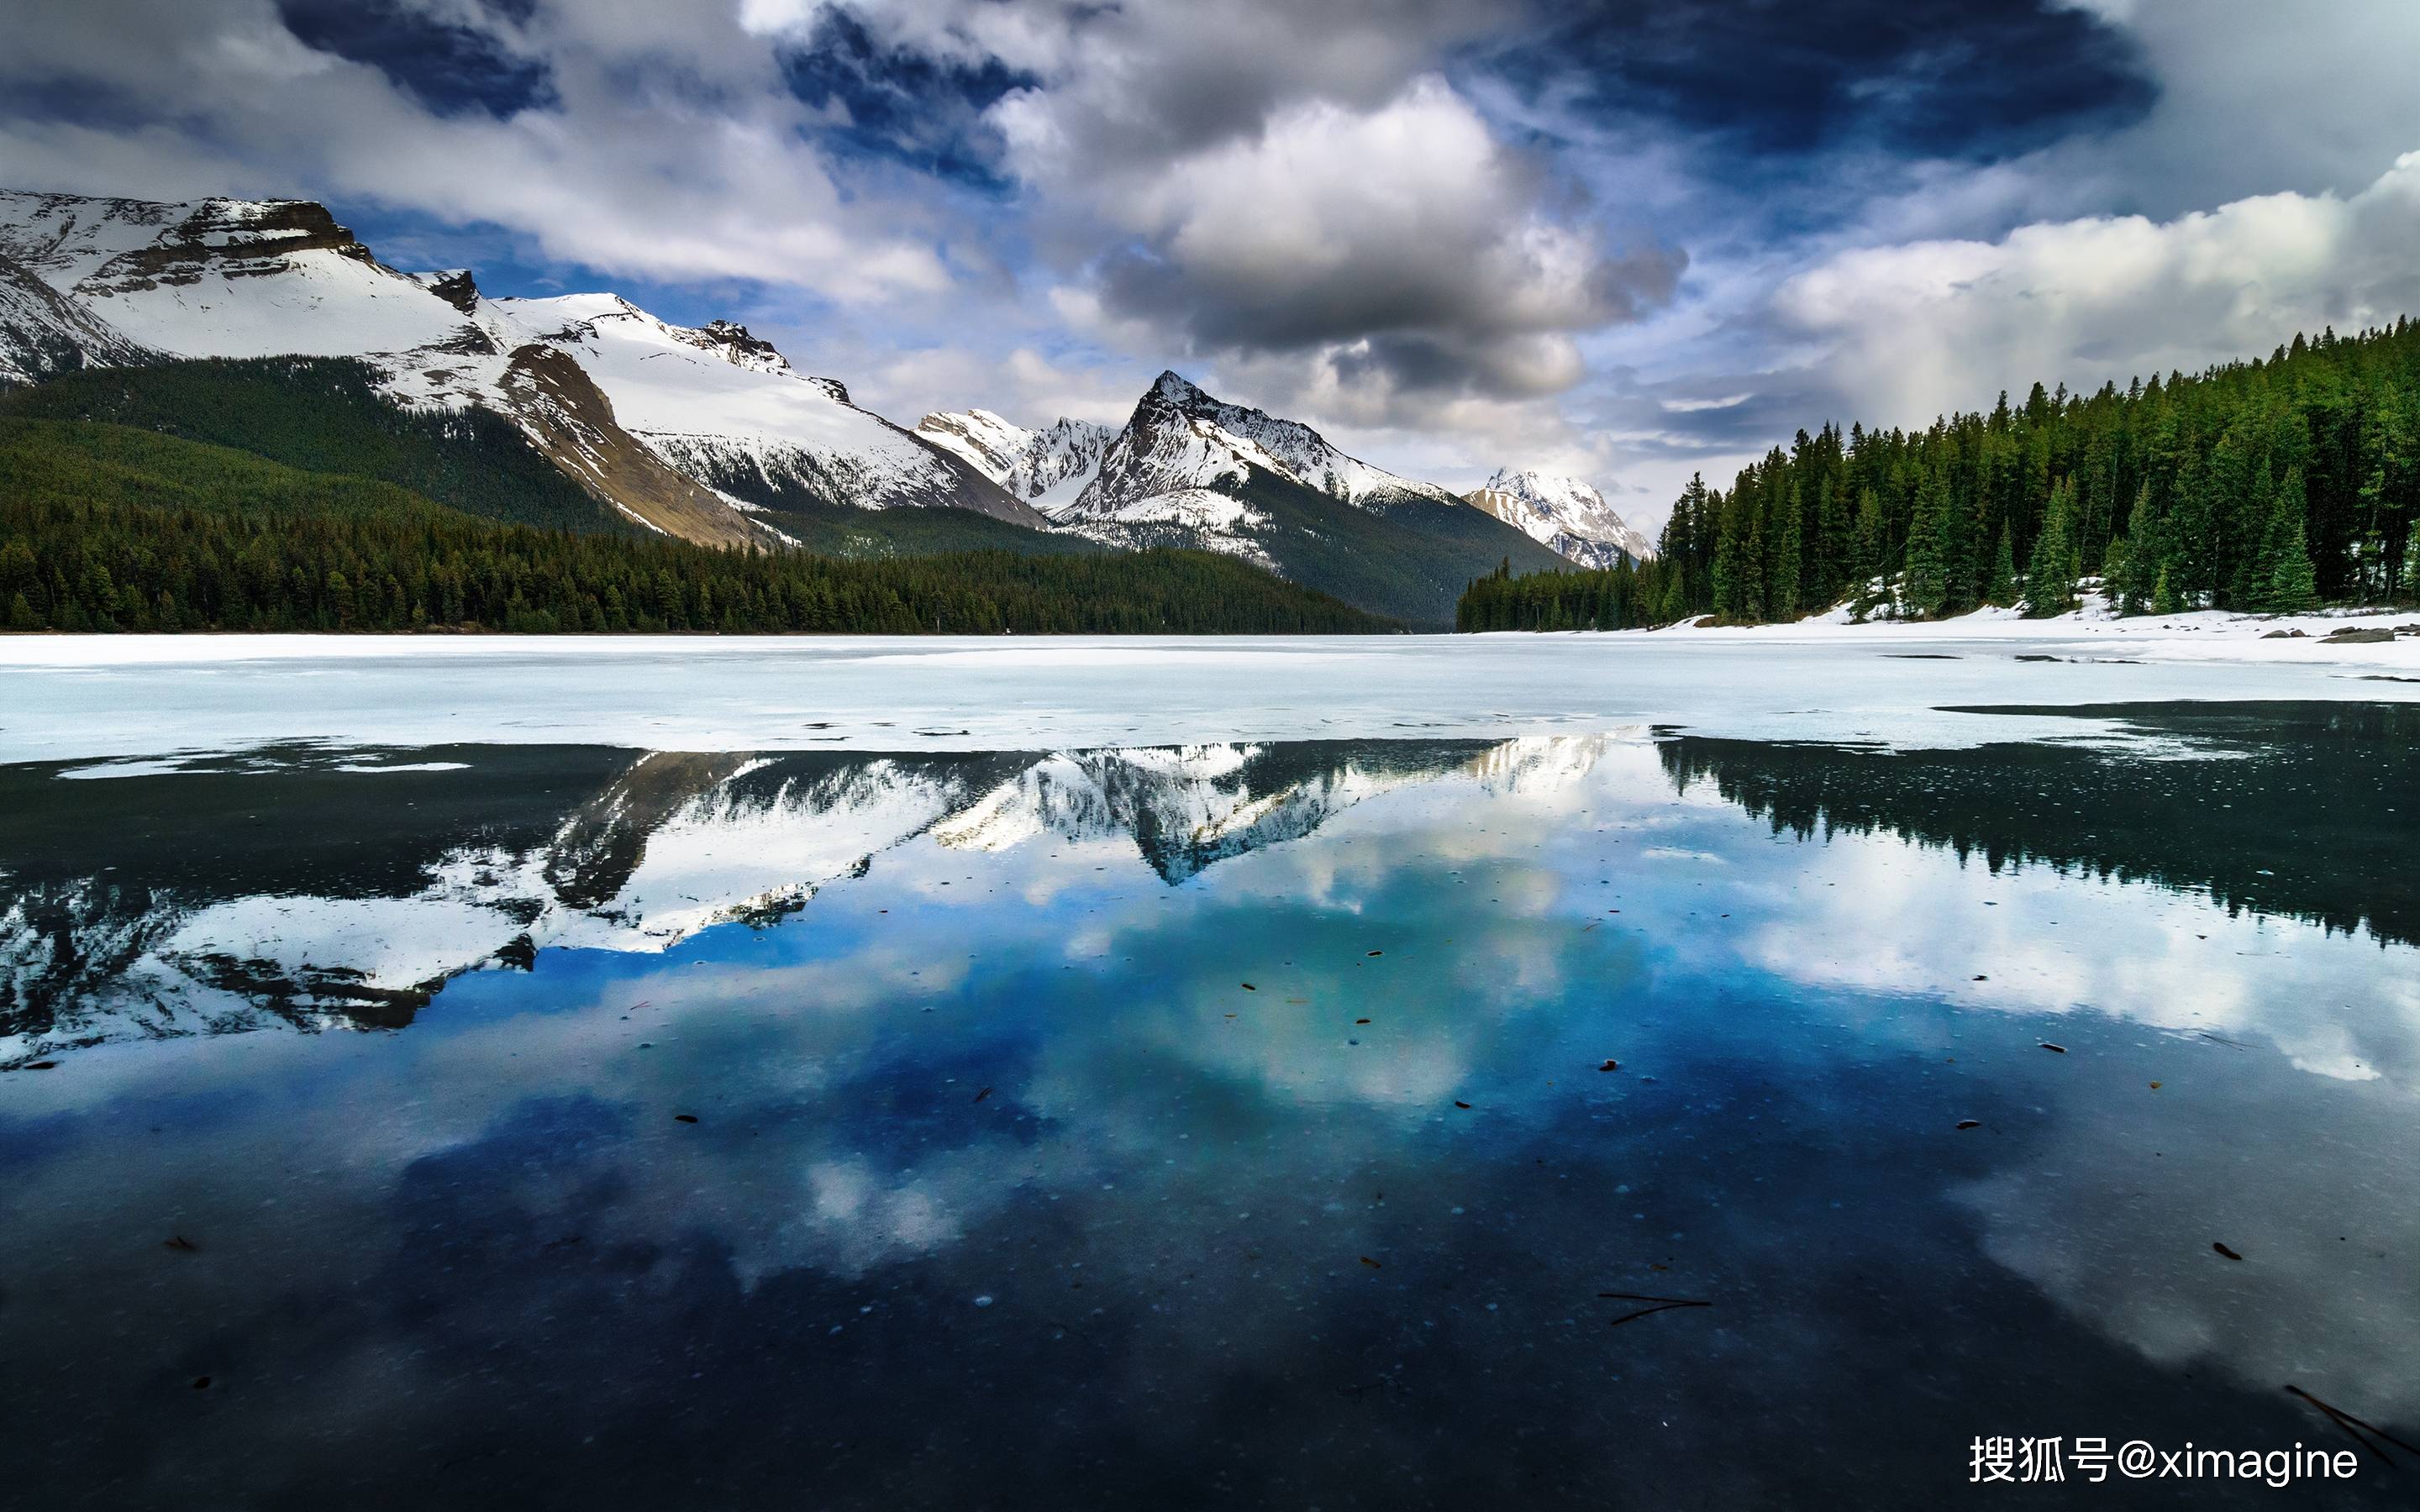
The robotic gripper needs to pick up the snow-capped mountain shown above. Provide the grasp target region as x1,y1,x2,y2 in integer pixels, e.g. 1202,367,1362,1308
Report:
913,408,1116,516
472,295,1043,527
0,190,1035,541
1076,371,1458,521
1047,370,1567,622
1465,469,1656,569
0,192,474,364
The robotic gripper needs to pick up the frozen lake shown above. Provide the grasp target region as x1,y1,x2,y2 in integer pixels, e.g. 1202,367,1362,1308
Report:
3,635,2417,1506
2,627,2416,762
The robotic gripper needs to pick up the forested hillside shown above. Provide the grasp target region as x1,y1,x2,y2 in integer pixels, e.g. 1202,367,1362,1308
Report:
1461,318,2420,630
0,357,632,536
0,419,1392,634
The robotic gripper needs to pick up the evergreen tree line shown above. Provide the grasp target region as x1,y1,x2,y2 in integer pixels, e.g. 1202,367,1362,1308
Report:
1461,318,2420,631
0,355,629,536
0,419,1392,635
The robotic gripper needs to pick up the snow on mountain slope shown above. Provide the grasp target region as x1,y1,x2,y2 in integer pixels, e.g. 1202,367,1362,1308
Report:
1075,371,1457,517
1042,370,1567,621
481,296,1044,525
914,408,1115,517
0,190,1036,538
1465,468,1656,569
0,258,155,386
0,192,471,361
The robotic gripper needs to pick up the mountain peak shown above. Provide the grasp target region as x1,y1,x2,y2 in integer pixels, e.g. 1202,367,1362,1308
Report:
914,406,1115,513
1467,467,1655,567
1151,370,1206,402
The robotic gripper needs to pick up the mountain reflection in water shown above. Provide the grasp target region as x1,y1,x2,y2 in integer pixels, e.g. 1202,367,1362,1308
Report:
3,737,1601,1057
0,708,2412,1509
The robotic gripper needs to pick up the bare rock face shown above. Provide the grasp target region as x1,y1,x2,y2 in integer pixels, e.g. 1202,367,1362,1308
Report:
691,319,787,373
74,199,377,297
499,344,771,549
412,269,481,315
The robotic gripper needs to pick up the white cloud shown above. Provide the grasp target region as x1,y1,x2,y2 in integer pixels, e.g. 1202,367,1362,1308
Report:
0,0,956,302
1773,150,2420,426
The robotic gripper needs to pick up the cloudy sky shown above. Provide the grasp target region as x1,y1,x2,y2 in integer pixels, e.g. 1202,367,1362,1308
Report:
8,0,2420,526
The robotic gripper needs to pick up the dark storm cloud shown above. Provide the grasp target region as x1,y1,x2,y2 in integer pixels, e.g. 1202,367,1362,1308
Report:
276,0,555,118
1491,0,2157,162
1095,232,1678,360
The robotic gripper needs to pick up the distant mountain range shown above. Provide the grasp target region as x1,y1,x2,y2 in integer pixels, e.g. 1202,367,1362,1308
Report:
1466,468,1657,570
0,190,1650,624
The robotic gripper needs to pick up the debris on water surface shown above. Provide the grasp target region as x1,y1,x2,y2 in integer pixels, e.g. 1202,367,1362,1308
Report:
973,1087,992,1103
1955,1120,1981,1130
1356,1018,1371,1025
164,1236,199,1252
2286,1384,2420,1464
1598,1059,1619,1072
1454,1100,1472,1110
2212,1242,2243,1261
1240,983,1256,991
2149,1080,2162,1089
2040,1042,2067,1053
674,1114,698,1124
1359,1257,1381,1268
20,1061,57,1070
190,1376,211,1390
1598,1291,1713,1327
1366,950,1383,958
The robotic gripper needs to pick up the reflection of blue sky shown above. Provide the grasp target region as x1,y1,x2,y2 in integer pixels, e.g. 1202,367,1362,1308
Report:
3,736,2414,1504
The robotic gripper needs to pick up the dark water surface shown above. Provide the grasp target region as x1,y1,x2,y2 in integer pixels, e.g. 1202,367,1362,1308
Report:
3,705,2415,1507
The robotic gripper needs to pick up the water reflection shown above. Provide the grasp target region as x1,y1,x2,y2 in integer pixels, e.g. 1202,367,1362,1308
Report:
0,713,2412,1508
1665,701,2420,947
5,738,1616,1059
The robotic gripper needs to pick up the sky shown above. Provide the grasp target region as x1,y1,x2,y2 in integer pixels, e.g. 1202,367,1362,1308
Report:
7,0,2420,529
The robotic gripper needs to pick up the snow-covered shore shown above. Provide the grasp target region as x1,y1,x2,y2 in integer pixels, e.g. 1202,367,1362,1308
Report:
1642,597,2420,666
1,622,2412,765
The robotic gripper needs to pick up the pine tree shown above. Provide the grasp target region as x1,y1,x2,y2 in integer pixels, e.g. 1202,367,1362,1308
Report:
2024,479,2080,617
2152,564,2180,615
2400,519,2420,602
1851,486,1886,601
1981,520,2016,606
1771,490,1803,621
2266,518,2320,614
1710,521,1742,622
2115,483,2160,615
2100,536,2129,611
1903,470,1950,617
1739,510,1768,622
